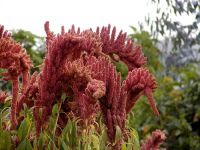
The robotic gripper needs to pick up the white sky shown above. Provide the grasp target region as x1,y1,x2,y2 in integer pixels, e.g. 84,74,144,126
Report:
0,0,194,36
0,0,150,36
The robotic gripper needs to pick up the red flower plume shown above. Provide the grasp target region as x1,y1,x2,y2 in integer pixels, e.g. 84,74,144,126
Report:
141,130,166,150
96,25,147,70
33,23,106,134
123,68,159,115
0,23,161,149
0,25,32,128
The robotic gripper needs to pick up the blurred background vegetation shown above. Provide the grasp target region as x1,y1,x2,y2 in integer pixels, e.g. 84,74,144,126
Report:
128,0,200,150
0,0,200,149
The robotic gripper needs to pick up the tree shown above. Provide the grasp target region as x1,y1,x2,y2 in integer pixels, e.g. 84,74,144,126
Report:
145,0,200,70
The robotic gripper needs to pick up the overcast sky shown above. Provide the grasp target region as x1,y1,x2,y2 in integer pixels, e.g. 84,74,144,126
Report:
1,0,194,37
0,0,153,36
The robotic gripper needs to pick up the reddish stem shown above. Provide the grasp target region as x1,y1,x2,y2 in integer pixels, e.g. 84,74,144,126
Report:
11,77,19,129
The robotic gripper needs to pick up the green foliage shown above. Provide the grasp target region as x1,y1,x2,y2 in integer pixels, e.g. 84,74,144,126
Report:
0,30,45,91
17,139,32,150
0,95,143,150
121,128,140,150
12,30,45,71
0,130,12,150
129,26,200,149
114,61,128,80
129,27,163,73
17,118,31,141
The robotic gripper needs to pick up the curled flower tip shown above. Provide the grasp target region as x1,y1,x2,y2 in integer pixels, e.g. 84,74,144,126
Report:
44,21,50,35
124,68,158,114
0,25,4,37
61,26,65,35
0,90,8,103
145,88,160,116
141,130,166,150
69,24,75,34
44,21,54,42
85,79,106,100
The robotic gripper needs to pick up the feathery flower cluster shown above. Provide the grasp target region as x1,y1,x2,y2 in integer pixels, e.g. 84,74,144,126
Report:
0,23,161,148
0,25,32,128
86,56,159,149
96,25,147,70
141,130,166,150
33,22,106,134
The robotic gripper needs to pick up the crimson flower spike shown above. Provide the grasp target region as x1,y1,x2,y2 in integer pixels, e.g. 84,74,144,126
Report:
86,56,124,145
95,25,147,70
17,72,38,116
124,68,159,115
34,22,105,135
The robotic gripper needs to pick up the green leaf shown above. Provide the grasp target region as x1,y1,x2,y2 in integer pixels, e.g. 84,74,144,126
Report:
69,120,77,147
0,130,12,150
52,104,58,116
61,93,67,102
100,130,107,150
130,26,137,32
114,126,122,145
38,133,45,149
121,143,127,150
17,139,32,150
61,119,78,148
61,141,68,150
91,134,99,149
129,128,140,150
17,118,31,141
115,61,128,79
